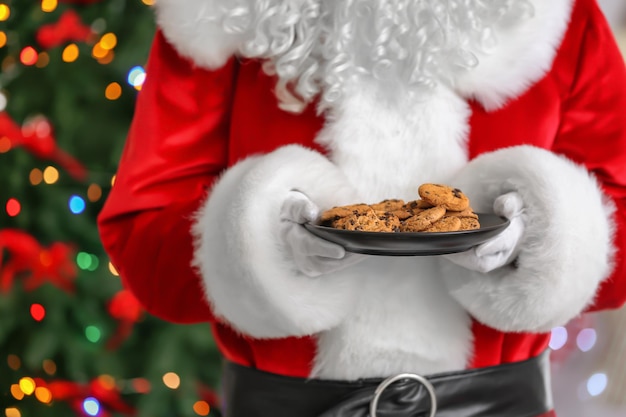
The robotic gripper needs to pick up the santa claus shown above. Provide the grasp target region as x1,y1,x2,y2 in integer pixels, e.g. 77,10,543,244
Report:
98,0,626,415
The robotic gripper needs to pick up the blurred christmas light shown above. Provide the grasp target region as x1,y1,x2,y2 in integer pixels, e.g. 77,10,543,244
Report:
2,56,17,72
0,137,10,152
127,66,146,89
0,31,6,48
0,4,10,21
41,0,58,13
19,377,36,395
88,255,100,271
193,401,211,416
62,44,79,63
77,252,93,270
0,91,6,111
88,183,103,201
7,354,21,370
5,408,20,417
42,359,57,375
6,198,21,217
36,52,50,68
43,166,59,184
105,82,122,100
20,47,38,66
92,42,107,59
142,0,155,6
162,372,181,389
131,378,151,394
29,168,43,185
85,325,101,343
35,386,52,403
576,328,598,352
108,262,119,276
111,175,116,186
97,50,115,65
100,33,117,50
549,326,568,350
587,373,608,396
83,397,100,416
10,384,24,400
30,303,46,322
97,375,116,390
69,195,86,214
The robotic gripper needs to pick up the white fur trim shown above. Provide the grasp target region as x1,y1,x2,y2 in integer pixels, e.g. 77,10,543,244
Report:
154,0,245,69
192,145,363,338
441,146,617,333
454,0,574,110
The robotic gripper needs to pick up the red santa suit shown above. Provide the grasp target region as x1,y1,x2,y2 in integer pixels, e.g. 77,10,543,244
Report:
98,0,626,415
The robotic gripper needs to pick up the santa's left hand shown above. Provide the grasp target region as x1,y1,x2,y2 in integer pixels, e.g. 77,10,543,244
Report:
444,192,525,273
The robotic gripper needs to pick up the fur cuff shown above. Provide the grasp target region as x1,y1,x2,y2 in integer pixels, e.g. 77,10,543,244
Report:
192,145,361,338
441,145,616,332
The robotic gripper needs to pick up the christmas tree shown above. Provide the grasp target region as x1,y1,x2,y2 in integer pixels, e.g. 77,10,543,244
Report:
0,1,222,416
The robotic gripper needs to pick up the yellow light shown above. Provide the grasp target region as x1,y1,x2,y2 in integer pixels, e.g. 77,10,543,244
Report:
0,32,7,48
105,82,122,101
42,359,56,375
92,43,108,59
0,136,10,153
35,387,52,404
29,168,43,185
98,375,116,390
162,372,180,389
0,5,10,21
5,408,21,417
111,175,116,186
97,50,115,65
36,52,50,68
18,378,36,395
7,354,21,370
43,166,59,184
41,0,57,12
62,44,79,63
193,401,210,416
141,0,155,5
10,384,24,400
100,33,117,50
108,262,119,276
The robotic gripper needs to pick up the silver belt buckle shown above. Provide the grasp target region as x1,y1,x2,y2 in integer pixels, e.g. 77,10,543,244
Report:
369,373,438,417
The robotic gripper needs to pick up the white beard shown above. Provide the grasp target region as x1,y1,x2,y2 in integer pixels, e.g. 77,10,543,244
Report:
192,0,535,112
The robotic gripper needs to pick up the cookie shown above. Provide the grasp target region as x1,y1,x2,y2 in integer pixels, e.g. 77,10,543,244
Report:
370,199,405,212
399,206,447,232
458,217,481,231
445,207,478,219
377,212,401,232
320,204,372,225
422,216,462,232
418,184,470,211
340,211,394,232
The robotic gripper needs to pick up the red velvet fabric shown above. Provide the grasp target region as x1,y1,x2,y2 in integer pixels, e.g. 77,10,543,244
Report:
98,0,626,391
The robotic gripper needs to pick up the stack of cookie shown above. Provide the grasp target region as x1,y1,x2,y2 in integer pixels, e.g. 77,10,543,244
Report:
319,183,480,233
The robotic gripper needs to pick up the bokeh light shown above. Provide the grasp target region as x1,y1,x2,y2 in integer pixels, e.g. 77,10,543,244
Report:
549,326,568,350
100,33,117,50
35,386,52,403
36,51,50,68
20,47,38,66
42,359,57,375
0,4,10,21
141,0,155,5
193,401,211,416
5,408,20,417
29,168,43,185
576,328,598,352
7,354,21,370
127,66,146,89
10,384,24,400
105,82,122,100
6,198,20,216
108,262,119,276
43,166,59,184
587,373,608,397
85,326,102,343
41,0,58,13
30,304,46,322
69,195,86,214
0,136,10,153
163,372,180,389
0,31,7,48
83,397,100,416
19,377,36,395
62,44,79,63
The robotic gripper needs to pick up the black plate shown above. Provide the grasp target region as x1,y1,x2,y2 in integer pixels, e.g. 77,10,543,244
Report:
304,213,510,256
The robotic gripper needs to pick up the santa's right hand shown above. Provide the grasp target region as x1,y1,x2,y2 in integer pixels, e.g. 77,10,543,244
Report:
279,191,365,277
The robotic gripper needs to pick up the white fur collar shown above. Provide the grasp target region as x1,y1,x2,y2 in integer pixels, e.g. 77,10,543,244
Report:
154,0,574,110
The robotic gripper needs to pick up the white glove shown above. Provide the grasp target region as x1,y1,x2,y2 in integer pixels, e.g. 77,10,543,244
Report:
444,192,525,274
279,191,365,277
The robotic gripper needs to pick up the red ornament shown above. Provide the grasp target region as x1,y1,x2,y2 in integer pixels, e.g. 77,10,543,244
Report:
0,229,77,293
0,112,87,180
36,10,94,49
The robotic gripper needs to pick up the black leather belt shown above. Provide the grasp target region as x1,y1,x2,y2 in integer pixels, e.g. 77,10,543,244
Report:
220,350,553,417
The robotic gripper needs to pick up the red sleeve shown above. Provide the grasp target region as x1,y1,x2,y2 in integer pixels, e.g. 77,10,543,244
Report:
98,31,237,323
553,3,626,311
